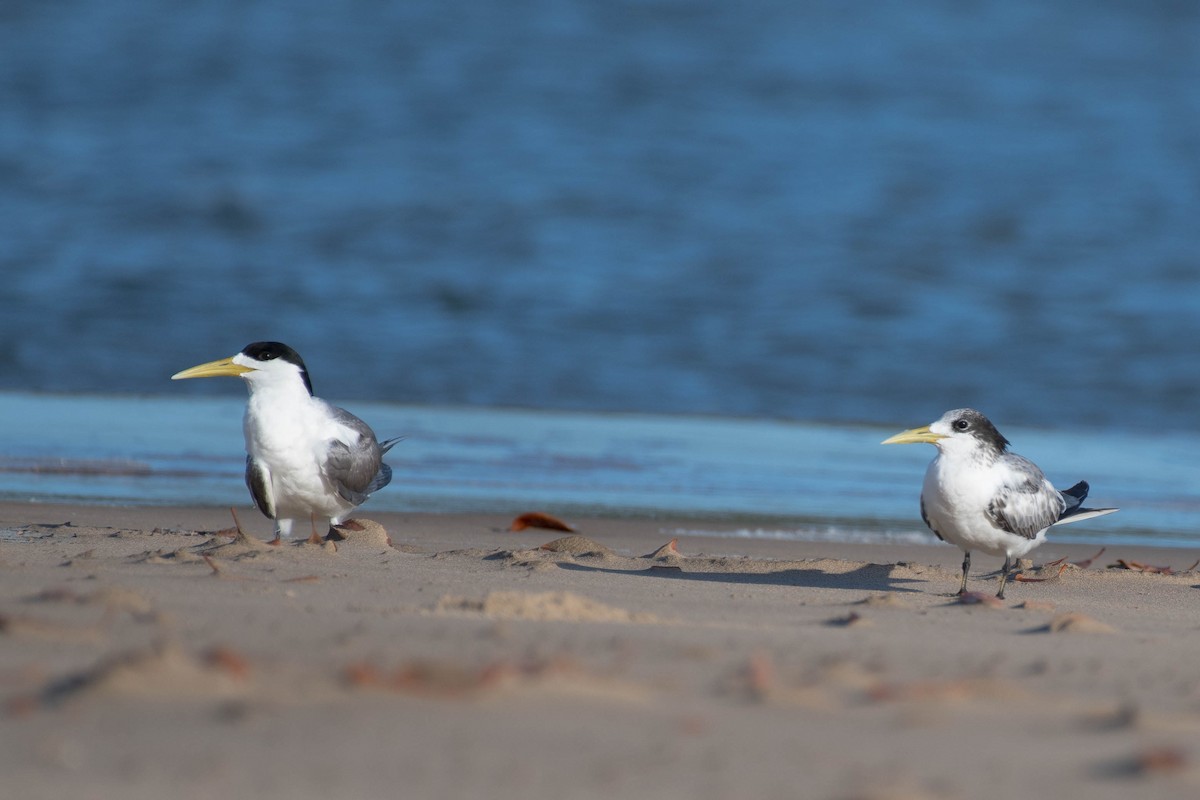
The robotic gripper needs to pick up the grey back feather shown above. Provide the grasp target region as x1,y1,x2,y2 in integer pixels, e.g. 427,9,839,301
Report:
320,402,396,506
983,454,1067,540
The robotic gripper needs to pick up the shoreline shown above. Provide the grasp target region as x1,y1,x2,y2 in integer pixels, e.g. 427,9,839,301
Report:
2,502,1198,799
3,501,1191,562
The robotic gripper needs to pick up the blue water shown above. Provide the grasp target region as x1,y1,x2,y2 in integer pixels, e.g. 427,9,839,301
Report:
2,4,1200,546
1,392,1196,549
1,2,1199,433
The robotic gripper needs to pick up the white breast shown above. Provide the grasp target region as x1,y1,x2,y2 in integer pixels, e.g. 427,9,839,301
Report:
243,390,358,522
921,454,1046,559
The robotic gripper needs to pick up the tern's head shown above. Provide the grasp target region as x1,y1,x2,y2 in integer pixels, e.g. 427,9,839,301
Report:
171,341,313,396
881,408,1010,457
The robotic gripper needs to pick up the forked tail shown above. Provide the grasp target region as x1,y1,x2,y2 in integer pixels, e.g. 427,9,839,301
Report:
1057,480,1118,525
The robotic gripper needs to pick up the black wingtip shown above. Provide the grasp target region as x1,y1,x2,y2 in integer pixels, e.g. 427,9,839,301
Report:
1061,480,1090,501
379,436,405,455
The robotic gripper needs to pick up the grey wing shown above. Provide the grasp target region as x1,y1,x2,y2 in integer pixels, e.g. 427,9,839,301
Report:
983,455,1066,539
245,456,275,519
321,404,389,505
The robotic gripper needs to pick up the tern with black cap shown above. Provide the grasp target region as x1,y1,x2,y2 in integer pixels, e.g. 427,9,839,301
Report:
173,341,399,544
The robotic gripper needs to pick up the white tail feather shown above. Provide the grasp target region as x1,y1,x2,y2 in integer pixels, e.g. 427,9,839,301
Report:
1054,507,1119,527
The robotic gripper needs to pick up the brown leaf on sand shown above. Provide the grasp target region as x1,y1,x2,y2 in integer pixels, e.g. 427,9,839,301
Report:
1108,559,1175,575
510,512,575,533
642,538,680,559
1133,747,1189,774
1040,612,1116,634
537,535,614,557
203,646,251,679
1071,547,1107,569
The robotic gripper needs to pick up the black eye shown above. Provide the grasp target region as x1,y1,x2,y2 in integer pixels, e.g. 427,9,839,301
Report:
954,419,970,431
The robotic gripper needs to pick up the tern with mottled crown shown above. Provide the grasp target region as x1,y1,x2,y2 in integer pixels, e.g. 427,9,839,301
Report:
883,408,1117,598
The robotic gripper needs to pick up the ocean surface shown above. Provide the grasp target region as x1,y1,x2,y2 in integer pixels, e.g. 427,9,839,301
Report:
1,392,1195,549
1,3,1199,546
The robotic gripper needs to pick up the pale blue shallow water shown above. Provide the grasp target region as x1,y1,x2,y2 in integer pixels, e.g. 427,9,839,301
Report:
1,392,1194,549
2,3,1200,548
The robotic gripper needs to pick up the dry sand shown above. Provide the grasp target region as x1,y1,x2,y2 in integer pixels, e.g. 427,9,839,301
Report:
2,502,1199,800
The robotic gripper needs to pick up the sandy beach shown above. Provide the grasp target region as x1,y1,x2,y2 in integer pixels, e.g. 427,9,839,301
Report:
2,502,1198,800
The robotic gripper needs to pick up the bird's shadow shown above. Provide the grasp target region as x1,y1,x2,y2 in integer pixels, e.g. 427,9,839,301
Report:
555,560,925,593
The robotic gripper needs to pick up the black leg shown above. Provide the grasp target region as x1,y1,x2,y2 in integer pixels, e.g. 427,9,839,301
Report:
958,551,971,595
996,557,1012,599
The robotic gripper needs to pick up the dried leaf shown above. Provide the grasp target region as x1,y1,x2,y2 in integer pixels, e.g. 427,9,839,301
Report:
203,646,250,679
510,512,575,532
1133,747,1188,774
1108,559,1174,574
642,538,680,559
1071,547,1106,569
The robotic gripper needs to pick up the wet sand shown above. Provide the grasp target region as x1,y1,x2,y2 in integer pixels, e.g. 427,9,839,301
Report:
2,503,1199,799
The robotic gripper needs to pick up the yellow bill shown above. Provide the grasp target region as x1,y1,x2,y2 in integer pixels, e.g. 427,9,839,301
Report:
881,425,945,445
171,356,254,380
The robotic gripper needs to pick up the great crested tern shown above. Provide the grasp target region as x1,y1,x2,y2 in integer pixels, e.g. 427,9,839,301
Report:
172,341,399,544
882,408,1117,598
